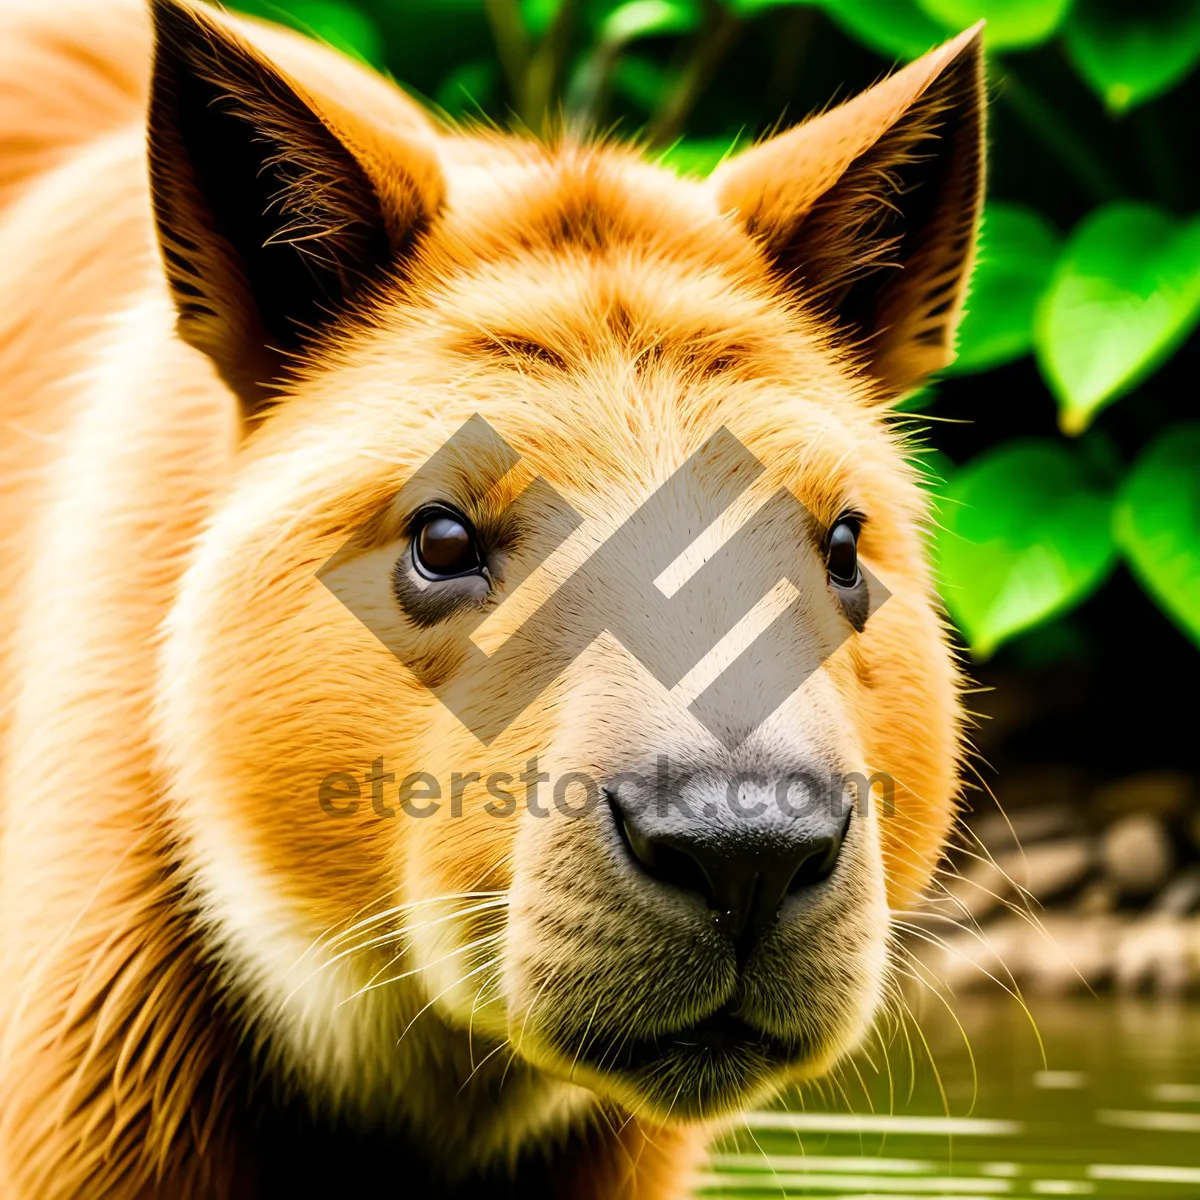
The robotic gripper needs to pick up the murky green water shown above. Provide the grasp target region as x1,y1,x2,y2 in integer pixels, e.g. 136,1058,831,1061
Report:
701,995,1200,1198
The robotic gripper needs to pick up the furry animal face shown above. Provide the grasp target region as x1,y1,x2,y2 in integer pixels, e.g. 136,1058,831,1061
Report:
151,0,981,1138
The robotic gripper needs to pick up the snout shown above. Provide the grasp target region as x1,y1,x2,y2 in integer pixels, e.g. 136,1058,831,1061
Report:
507,753,886,1118
606,763,852,962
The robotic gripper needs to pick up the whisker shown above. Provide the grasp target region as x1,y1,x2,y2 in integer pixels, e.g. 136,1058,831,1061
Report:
321,891,507,955
891,942,979,1113
458,1031,510,1095
395,957,503,1052
499,964,560,1095
281,896,509,1005
567,998,602,1083
336,930,506,1008
284,888,507,981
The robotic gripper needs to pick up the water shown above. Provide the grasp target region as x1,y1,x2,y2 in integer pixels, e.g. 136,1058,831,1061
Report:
700,994,1200,1198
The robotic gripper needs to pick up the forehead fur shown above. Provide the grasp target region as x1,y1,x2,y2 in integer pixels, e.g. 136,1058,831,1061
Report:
260,140,919,539
304,139,880,391
425,141,762,276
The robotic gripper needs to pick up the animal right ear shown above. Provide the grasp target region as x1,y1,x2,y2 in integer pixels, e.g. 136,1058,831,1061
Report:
711,25,986,398
148,0,444,414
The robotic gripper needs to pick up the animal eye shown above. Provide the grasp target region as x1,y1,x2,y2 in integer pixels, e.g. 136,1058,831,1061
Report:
826,520,860,588
411,508,483,580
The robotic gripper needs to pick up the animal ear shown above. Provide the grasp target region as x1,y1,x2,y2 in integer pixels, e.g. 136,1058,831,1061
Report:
711,25,986,397
148,0,444,413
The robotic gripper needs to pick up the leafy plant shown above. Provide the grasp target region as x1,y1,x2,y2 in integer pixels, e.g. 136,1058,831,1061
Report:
916,0,1074,50
933,440,1116,657
951,203,1061,374
1115,423,1200,646
1036,204,1200,434
234,0,384,63
1064,0,1200,113
229,0,1200,659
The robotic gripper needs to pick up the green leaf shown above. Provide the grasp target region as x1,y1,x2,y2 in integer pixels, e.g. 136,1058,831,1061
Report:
819,0,948,59
1114,423,1200,648
349,0,491,99
895,385,938,412
916,447,955,492
934,439,1116,657
727,0,945,59
657,136,744,176
913,447,954,584
1064,0,1200,113
434,60,498,116
522,0,564,37
729,0,804,14
915,0,1075,49
611,55,676,111
599,0,699,44
1035,204,1200,434
273,1,385,65
951,203,1061,374
915,447,954,532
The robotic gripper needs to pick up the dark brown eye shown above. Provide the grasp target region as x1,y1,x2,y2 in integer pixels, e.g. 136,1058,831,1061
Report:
827,520,859,588
412,509,483,580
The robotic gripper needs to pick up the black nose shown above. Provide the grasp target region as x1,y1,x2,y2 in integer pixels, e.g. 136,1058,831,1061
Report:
608,769,849,959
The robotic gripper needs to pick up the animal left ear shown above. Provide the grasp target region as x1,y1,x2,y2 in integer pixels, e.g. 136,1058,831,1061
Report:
711,25,986,397
148,0,444,414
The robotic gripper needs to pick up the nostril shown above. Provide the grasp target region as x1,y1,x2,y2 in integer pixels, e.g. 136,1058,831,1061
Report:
785,837,839,893
608,790,715,902
786,808,852,894
636,831,713,901
606,780,852,951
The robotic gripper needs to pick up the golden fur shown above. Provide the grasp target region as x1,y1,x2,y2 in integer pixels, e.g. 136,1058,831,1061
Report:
0,1,984,1195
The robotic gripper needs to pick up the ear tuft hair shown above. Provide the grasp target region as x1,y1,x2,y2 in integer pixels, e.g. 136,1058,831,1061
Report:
148,0,444,412
713,24,986,397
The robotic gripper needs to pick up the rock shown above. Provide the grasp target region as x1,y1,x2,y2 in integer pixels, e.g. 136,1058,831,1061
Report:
974,801,1081,855
1092,772,1195,820
994,837,1094,902
913,914,1117,997
1102,813,1175,897
1075,878,1117,916
942,857,1012,921
1021,914,1117,996
914,916,1023,993
1114,917,1196,997
1154,867,1200,917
